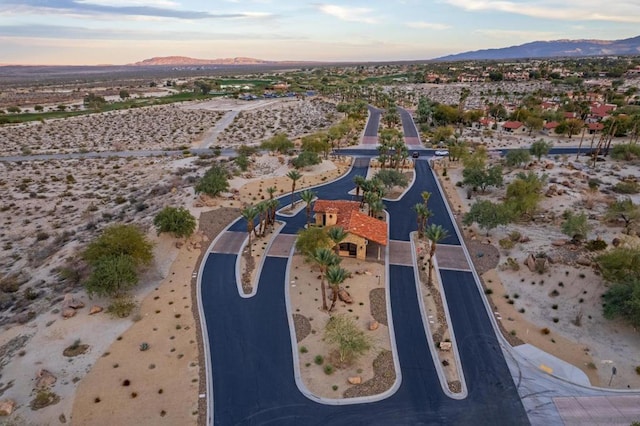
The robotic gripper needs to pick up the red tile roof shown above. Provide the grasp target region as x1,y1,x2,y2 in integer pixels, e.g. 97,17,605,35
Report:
313,200,387,246
588,122,604,131
544,121,559,129
502,121,523,129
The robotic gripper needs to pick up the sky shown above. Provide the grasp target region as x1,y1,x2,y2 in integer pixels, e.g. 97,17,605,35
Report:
0,0,639,65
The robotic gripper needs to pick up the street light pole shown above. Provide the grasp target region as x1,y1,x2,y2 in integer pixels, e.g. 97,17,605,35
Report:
609,366,617,386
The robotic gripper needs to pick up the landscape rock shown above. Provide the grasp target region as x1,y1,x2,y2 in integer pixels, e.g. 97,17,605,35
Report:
347,376,362,385
338,289,353,304
62,294,84,310
62,308,76,319
369,320,379,331
89,305,103,315
576,257,592,267
439,342,452,351
552,239,566,247
36,369,57,389
0,399,15,416
525,254,536,272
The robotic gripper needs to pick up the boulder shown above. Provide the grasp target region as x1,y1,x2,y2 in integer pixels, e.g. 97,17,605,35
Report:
525,254,537,272
62,294,84,310
518,235,530,243
338,289,353,304
368,320,379,331
175,241,184,249
347,376,362,385
576,257,592,267
62,308,76,319
439,342,452,351
551,240,566,247
36,369,57,389
0,399,15,416
89,305,103,315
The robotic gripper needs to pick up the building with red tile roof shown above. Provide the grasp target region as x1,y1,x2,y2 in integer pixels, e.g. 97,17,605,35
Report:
313,200,387,260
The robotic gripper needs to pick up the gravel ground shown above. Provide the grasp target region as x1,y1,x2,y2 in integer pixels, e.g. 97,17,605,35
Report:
342,350,395,398
369,288,387,326
293,314,311,342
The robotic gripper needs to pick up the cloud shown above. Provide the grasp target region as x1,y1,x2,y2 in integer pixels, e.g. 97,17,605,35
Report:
315,4,377,24
444,0,640,23
0,0,273,20
406,21,450,30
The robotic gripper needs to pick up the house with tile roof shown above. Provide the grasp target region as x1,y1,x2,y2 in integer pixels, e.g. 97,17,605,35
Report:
501,121,526,133
313,200,387,260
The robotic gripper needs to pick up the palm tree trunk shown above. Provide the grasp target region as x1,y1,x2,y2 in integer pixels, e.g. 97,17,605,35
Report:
329,285,338,312
320,276,328,311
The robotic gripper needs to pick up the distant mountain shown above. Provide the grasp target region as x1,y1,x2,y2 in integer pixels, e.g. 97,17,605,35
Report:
437,35,640,61
130,56,318,66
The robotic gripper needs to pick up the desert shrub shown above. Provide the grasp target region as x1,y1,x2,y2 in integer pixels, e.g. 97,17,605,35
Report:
508,231,522,242
324,314,372,365
106,296,137,318
299,346,308,354
613,181,640,194
540,327,550,335
153,206,197,239
30,389,60,410
0,274,21,293
636,366,640,375
314,355,324,365
585,239,607,251
323,364,334,375
484,288,493,295
499,238,515,250
504,257,520,271
139,342,150,351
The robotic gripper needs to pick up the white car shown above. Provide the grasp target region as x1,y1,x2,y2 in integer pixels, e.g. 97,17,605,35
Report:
434,150,449,156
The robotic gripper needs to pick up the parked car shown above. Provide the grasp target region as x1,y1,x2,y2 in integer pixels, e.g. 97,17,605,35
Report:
412,151,420,158
434,150,449,156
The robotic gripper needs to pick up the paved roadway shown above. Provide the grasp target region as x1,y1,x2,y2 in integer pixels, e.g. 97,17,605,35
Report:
200,153,529,423
362,105,383,145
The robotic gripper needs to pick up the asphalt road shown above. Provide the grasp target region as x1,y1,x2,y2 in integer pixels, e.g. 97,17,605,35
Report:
200,152,529,425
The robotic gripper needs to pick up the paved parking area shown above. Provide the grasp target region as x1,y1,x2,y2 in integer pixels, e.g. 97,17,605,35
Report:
266,234,297,258
211,231,246,254
389,240,413,266
554,395,640,425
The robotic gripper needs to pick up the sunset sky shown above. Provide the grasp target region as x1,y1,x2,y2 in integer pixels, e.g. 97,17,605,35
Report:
0,0,638,65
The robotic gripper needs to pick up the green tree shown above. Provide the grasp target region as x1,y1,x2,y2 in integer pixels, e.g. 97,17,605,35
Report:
295,226,332,259
413,203,433,238
286,170,302,208
84,254,138,298
195,164,229,197
597,247,640,326
83,224,153,268
383,105,400,128
505,172,547,219
565,118,584,138
375,169,409,192
463,200,512,236
83,93,107,111
300,189,316,225
525,116,544,136
119,89,130,100
424,224,449,285
261,133,294,154
292,151,321,169
448,142,469,162
432,126,454,144
326,265,349,312
416,96,434,125
505,149,531,168
153,206,197,238
596,247,640,284
301,132,331,159
462,165,503,192
241,205,258,248
324,314,372,365
529,139,553,161
561,210,590,242
234,154,250,172
311,247,340,311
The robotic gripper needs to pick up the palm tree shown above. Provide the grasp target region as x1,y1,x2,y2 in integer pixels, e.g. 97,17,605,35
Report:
421,191,431,209
300,189,315,225
413,203,433,238
267,198,279,227
311,247,340,311
369,199,385,219
266,186,277,200
255,201,268,237
327,226,347,255
241,205,258,252
326,265,349,312
424,224,450,285
354,175,366,199
287,170,302,208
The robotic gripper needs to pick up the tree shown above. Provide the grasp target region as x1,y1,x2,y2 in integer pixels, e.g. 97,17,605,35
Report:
565,118,584,138
529,139,553,161
525,116,544,136
324,314,372,365
375,169,409,192
326,265,349,311
505,172,547,219
241,205,258,249
83,224,153,268
505,149,531,168
83,93,107,111
424,224,449,285
34,105,44,112
327,226,347,255
383,105,400,128
311,247,340,311
292,151,321,169
462,165,503,192
416,96,434,125
353,175,366,198
561,210,590,242
295,227,332,259
286,170,302,208
597,247,640,326
255,201,269,237
261,133,294,154
195,164,229,197
84,254,138,298
605,197,640,234
153,206,197,238
300,189,315,225
448,142,469,162
463,200,512,236
413,203,433,238
301,133,331,159
119,89,130,100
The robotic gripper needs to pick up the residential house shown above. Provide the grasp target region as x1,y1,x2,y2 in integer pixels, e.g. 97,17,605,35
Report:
502,121,527,134
313,200,387,260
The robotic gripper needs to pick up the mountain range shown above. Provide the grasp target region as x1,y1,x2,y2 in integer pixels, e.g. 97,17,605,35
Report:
437,35,640,61
130,56,319,66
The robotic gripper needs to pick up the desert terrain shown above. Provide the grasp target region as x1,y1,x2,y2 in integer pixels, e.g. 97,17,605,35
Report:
0,81,638,425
